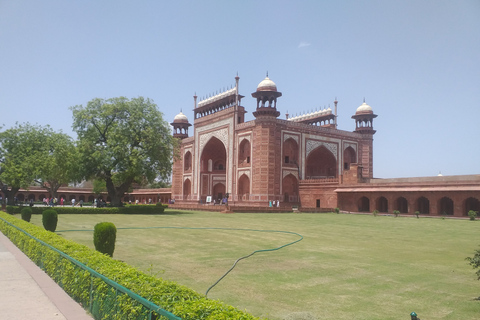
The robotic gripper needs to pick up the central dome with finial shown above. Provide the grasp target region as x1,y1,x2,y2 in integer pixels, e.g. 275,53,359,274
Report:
173,111,189,123
256,75,278,92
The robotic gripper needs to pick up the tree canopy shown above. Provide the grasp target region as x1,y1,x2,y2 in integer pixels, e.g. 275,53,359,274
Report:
0,123,81,203
71,97,177,206
34,129,82,198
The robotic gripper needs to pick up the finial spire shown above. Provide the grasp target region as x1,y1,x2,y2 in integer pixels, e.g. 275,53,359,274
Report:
266,71,269,77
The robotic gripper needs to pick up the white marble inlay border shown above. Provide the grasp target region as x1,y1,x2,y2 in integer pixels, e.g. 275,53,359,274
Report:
306,139,338,160
284,133,299,144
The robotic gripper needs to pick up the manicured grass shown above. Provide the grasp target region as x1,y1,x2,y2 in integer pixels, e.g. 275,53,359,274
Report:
26,210,480,320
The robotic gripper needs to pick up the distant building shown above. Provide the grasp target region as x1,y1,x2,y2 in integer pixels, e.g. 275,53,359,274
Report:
169,75,480,216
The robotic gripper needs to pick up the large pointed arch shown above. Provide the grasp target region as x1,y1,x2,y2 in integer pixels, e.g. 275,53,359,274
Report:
305,146,337,179
200,136,227,173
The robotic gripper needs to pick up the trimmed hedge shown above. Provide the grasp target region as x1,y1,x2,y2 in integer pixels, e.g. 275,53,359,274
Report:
9,204,168,215
94,222,117,257
0,212,260,320
20,207,32,222
42,209,58,232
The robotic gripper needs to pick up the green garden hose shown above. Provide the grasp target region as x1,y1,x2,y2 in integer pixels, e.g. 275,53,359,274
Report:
56,226,303,297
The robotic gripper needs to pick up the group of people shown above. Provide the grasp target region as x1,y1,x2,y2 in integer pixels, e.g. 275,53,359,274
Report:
269,200,280,207
42,197,86,207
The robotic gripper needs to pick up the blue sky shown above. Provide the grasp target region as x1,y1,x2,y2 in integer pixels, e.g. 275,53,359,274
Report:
1,0,479,178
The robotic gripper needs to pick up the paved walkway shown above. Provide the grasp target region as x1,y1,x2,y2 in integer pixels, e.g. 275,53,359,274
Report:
0,231,93,320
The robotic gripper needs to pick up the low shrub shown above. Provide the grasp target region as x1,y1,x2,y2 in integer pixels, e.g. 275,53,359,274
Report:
415,211,420,219
393,210,400,217
0,212,259,320
20,207,32,222
6,205,15,214
42,209,58,232
372,209,379,217
334,207,340,214
94,222,117,257
468,210,477,221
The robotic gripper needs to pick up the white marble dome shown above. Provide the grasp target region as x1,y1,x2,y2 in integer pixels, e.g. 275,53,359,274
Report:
356,102,373,113
173,111,189,123
256,76,277,92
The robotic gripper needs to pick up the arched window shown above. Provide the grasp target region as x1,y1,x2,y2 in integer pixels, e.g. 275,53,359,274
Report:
184,151,192,172
238,139,251,166
343,146,356,170
283,138,299,167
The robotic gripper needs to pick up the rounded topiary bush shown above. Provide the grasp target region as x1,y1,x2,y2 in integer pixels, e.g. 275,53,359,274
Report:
6,205,15,214
20,207,32,222
94,222,117,257
42,209,58,232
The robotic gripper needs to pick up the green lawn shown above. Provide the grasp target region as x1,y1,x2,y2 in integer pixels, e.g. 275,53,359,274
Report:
27,210,480,320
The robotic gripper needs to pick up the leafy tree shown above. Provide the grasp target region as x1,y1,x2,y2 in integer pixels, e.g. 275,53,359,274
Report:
34,130,82,198
92,179,107,196
0,123,49,205
71,97,178,206
467,247,480,280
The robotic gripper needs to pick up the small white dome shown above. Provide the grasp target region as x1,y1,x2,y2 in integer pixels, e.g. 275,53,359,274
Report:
256,76,277,92
356,102,373,113
173,111,188,122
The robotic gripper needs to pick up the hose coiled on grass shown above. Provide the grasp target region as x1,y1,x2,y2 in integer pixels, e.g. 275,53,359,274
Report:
56,226,303,297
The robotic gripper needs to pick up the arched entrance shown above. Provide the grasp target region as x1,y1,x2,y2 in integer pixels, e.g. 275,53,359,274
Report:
439,197,454,215
306,146,337,179
183,179,191,199
358,196,370,212
282,174,299,202
238,174,250,201
200,137,227,200
377,196,388,213
416,197,430,214
213,183,226,202
396,197,408,213
464,197,479,215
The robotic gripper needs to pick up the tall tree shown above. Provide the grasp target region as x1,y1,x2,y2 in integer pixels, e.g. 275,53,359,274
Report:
0,123,48,205
34,130,82,198
71,97,177,206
